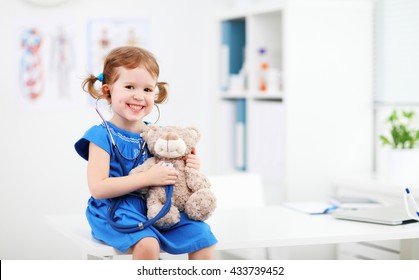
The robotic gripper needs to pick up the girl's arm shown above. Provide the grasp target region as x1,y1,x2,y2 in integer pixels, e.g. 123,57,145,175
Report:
87,143,178,200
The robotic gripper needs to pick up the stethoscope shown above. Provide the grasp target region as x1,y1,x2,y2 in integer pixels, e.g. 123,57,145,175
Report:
95,98,174,232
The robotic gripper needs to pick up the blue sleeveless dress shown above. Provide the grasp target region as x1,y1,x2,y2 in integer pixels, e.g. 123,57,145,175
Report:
74,121,217,254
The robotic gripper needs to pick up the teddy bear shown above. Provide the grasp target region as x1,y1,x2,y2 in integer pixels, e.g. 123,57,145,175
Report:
130,125,217,229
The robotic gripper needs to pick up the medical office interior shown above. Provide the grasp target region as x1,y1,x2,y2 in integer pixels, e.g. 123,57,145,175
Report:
1,0,419,260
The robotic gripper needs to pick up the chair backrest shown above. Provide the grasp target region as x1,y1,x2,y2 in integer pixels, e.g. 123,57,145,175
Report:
208,172,265,208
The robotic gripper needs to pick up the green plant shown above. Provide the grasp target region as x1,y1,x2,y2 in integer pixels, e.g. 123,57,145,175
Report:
380,110,419,149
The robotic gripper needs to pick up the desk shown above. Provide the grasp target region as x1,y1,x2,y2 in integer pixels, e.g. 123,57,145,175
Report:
332,174,419,259
46,205,419,259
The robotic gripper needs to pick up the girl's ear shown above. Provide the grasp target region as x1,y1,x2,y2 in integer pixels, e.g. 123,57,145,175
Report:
102,84,111,102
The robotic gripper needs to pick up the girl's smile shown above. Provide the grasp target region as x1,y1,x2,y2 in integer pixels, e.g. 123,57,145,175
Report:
127,103,144,112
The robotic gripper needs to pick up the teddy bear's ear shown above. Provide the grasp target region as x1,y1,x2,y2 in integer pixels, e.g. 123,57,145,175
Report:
187,127,201,141
142,124,159,141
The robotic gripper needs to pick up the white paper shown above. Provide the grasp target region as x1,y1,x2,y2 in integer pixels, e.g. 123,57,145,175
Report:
282,201,336,215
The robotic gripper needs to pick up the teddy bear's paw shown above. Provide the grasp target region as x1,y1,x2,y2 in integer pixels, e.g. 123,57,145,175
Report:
153,205,181,229
185,189,217,221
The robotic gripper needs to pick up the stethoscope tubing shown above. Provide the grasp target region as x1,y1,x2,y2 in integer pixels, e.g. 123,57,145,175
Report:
106,185,174,232
95,99,174,232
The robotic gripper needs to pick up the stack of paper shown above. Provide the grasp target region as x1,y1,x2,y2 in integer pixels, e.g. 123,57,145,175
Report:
328,196,382,210
282,202,337,215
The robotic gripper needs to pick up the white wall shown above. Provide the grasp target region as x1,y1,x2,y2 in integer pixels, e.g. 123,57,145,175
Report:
0,0,226,259
284,0,374,202
374,0,419,104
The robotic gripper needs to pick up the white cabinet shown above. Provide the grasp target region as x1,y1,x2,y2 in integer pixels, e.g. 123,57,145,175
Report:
212,0,374,204
337,240,401,260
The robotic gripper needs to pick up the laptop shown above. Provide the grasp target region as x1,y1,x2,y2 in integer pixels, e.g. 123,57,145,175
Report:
332,204,417,225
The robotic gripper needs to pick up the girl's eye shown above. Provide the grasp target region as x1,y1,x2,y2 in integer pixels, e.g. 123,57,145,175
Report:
144,88,153,93
126,85,134,90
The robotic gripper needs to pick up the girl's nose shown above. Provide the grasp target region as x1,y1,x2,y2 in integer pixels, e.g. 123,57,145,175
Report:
133,92,145,101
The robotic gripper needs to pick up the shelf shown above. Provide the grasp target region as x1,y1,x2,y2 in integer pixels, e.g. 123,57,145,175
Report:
251,94,283,102
217,4,285,176
220,93,283,102
218,2,284,21
220,90,247,99
219,8,283,95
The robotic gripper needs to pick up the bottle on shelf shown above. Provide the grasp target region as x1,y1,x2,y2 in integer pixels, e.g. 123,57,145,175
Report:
258,47,269,93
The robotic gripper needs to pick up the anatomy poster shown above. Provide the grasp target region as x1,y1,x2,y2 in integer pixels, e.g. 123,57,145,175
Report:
87,18,150,75
16,17,78,110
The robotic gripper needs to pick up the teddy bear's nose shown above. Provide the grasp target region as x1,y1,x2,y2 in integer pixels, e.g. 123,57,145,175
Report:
162,132,179,141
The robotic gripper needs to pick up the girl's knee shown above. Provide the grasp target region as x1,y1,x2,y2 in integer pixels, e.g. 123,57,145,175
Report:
189,245,216,260
136,237,160,252
132,237,160,260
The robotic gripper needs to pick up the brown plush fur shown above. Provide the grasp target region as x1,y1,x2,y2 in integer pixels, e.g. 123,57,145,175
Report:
130,125,217,229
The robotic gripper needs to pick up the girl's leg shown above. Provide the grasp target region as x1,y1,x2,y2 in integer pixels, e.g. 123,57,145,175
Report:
188,245,216,260
131,237,160,260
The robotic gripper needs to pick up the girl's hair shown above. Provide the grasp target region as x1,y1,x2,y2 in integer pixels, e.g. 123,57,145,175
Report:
82,46,168,104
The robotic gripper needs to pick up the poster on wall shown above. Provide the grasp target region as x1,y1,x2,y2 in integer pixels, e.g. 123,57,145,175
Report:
16,17,78,110
87,18,150,76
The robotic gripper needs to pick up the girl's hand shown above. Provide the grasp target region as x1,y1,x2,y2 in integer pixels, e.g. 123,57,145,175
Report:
186,147,201,171
146,162,178,186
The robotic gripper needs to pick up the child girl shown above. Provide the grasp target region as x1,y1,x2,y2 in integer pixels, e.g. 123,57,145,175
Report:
75,46,217,260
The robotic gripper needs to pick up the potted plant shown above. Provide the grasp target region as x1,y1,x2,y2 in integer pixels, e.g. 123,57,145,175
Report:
380,110,419,149
379,109,419,183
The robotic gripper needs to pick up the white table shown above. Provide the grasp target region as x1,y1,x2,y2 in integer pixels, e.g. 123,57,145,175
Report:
45,205,419,259
331,174,419,259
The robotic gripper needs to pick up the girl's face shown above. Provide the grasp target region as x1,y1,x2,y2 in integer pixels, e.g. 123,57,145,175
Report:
104,66,156,132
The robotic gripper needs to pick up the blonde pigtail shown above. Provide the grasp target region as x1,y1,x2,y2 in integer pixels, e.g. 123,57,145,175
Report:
155,82,169,104
82,74,105,100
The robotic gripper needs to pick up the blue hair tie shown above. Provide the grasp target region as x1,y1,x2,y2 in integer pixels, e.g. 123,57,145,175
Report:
97,73,104,82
